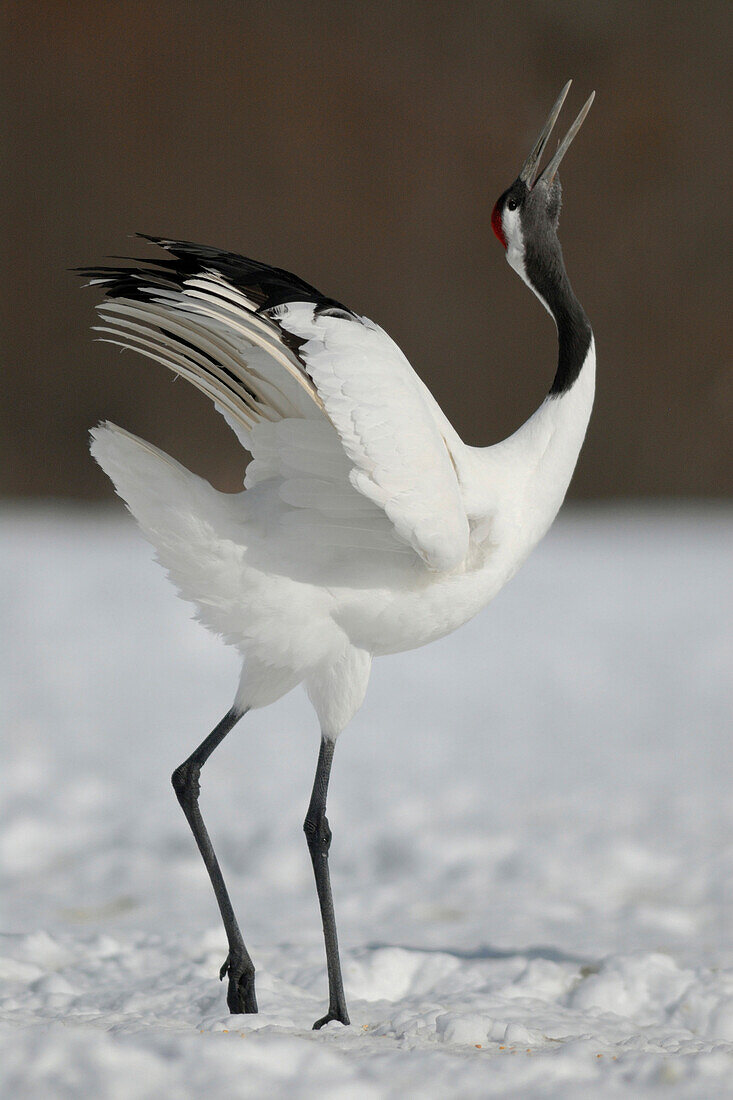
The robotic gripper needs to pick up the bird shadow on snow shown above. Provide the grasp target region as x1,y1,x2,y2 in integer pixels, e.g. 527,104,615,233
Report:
363,941,591,967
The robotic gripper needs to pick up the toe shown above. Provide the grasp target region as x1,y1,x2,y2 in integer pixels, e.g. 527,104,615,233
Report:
313,1010,350,1029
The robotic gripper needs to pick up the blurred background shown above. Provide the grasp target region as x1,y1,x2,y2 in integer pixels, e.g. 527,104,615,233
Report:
2,0,730,501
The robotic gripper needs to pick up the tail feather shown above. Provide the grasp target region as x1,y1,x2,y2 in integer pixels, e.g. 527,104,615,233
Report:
90,421,211,524
90,422,254,645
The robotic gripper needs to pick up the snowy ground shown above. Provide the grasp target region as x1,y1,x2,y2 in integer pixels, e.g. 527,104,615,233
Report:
2,504,731,1098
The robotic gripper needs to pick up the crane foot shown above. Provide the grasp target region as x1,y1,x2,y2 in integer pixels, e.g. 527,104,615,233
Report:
220,951,258,1014
312,1008,350,1030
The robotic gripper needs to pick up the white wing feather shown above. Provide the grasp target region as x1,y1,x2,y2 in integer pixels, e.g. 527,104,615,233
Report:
270,303,470,571
90,266,470,571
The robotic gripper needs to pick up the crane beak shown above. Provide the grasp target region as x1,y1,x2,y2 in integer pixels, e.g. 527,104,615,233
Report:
518,81,572,187
518,82,595,189
537,90,595,187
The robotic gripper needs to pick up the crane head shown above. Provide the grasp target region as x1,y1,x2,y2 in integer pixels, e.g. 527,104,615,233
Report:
491,82,594,278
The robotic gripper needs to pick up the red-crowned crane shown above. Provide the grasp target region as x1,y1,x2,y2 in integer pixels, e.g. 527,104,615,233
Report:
79,82,595,1029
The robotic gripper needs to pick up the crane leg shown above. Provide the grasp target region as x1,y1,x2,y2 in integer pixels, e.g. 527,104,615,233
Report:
304,736,350,1029
171,707,257,1015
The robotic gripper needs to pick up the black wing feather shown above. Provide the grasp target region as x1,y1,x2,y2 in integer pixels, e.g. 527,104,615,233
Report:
76,235,351,315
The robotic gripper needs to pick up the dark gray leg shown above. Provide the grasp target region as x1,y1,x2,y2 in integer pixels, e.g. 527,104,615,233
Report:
304,736,349,1029
171,707,257,1015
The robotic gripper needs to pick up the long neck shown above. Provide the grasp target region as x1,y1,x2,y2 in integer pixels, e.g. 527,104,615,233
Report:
519,234,593,395
455,236,595,540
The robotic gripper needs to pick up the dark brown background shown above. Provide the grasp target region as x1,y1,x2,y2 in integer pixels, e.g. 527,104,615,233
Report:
2,0,731,500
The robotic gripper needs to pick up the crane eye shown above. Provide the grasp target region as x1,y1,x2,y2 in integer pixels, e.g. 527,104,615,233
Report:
506,197,519,212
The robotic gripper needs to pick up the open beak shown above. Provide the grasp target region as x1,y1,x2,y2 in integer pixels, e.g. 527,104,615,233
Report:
519,81,595,189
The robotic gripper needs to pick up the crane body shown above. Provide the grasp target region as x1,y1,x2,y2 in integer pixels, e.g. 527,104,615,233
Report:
81,82,595,1028
92,345,593,707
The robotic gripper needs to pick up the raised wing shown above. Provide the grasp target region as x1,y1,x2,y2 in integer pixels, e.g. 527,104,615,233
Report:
266,301,470,570
79,237,470,571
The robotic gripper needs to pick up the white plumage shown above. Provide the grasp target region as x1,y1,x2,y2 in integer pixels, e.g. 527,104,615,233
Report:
89,262,594,733
82,82,596,1027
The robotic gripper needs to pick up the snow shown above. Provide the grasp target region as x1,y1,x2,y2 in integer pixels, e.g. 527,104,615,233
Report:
2,504,731,1097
